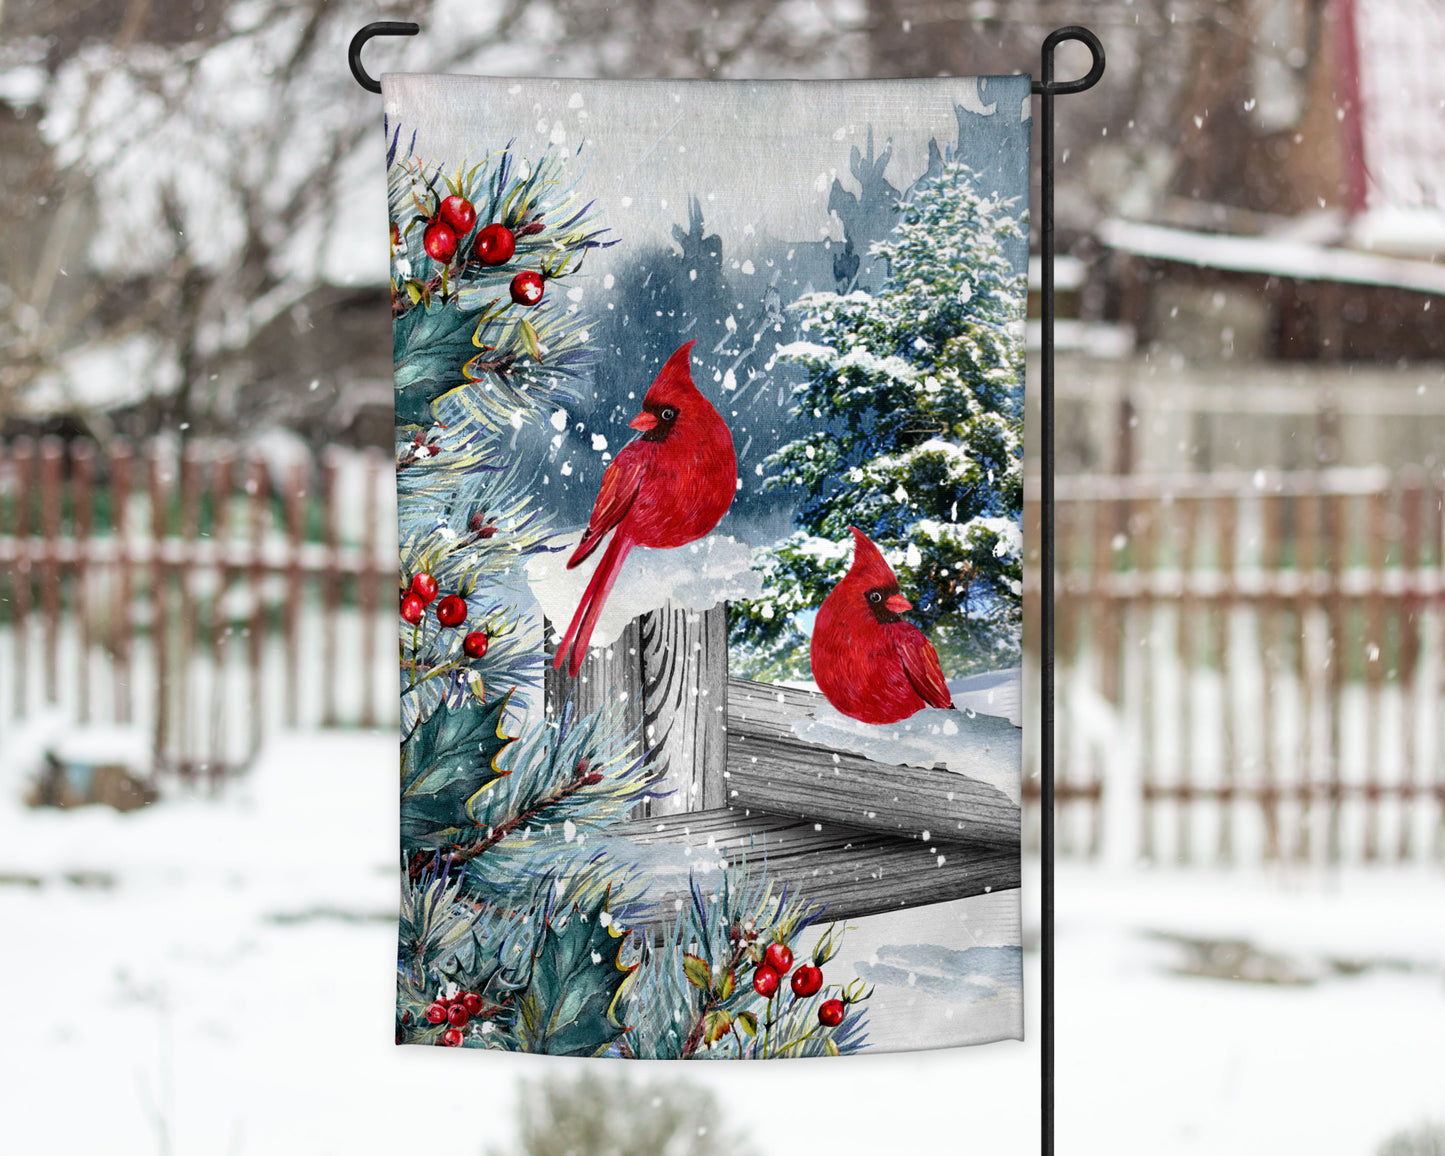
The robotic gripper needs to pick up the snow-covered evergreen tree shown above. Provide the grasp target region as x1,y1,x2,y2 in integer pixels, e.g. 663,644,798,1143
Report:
733,161,1027,680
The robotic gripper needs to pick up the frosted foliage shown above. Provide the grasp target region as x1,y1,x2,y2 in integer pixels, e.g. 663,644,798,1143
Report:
733,162,1027,679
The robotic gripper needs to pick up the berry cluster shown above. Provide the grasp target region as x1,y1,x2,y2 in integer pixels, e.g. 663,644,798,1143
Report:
400,570,489,657
424,990,487,1047
412,191,546,309
749,933,854,1028
422,195,476,264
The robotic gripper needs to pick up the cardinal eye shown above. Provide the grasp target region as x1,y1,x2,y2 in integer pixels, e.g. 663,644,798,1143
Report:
660,407,677,421
868,591,882,603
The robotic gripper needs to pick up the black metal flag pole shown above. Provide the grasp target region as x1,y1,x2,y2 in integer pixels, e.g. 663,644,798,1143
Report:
351,19,1103,1154
1032,26,1105,1156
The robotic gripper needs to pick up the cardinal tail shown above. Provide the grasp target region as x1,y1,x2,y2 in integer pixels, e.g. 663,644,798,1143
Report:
553,532,632,676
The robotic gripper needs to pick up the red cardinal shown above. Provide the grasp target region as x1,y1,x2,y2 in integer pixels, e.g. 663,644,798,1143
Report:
554,340,736,676
811,527,955,724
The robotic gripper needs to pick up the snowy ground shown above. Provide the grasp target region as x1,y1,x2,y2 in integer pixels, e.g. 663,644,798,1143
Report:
1,728,1442,1155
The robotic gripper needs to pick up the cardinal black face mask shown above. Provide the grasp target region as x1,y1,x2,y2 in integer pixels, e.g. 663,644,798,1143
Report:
386,74,1029,1057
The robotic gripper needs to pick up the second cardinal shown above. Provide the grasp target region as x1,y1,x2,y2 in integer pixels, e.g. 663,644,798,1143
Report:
810,527,956,725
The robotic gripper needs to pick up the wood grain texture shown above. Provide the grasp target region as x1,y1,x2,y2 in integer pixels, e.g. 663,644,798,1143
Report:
544,615,645,745
545,602,727,814
725,677,1020,845
640,601,728,813
614,807,1020,922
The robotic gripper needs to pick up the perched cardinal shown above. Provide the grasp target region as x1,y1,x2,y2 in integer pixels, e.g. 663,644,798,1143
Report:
554,340,736,676
811,527,955,725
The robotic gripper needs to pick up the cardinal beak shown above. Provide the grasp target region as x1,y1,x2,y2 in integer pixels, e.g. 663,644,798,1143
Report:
885,593,912,614
629,411,658,432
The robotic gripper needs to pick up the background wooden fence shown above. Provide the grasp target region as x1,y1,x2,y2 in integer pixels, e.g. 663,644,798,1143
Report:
1030,465,1445,865
5,435,1444,866
0,436,394,781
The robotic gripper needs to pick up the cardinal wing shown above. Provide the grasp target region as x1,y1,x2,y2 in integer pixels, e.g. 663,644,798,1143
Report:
567,447,646,568
894,626,954,711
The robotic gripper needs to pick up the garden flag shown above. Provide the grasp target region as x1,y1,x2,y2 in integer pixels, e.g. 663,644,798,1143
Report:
386,74,1030,1057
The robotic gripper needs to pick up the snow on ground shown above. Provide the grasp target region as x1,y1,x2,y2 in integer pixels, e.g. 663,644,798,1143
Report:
1,728,1442,1155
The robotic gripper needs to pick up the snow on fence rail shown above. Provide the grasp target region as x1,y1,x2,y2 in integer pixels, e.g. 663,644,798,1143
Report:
1025,465,1445,865
0,436,394,779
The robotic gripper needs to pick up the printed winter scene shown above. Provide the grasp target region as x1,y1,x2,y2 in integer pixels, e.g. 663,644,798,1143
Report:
385,74,1031,1057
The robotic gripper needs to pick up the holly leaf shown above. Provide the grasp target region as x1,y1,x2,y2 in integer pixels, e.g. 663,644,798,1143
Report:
516,898,634,1057
735,1011,758,1037
682,953,711,991
401,692,514,849
393,300,479,427
716,968,736,1001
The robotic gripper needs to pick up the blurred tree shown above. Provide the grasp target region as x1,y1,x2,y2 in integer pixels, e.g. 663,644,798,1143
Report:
1379,1123,1445,1156
493,1071,759,1156
0,0,1345,443
0,0,868,444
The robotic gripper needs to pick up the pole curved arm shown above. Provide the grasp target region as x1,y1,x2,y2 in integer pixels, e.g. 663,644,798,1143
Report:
349,21,420,94
1032,26,1106,96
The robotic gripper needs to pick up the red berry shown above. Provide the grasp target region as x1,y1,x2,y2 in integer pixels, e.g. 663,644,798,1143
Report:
818,998,845,1027
447,1003,470,1028
752,965,780,999
461,992,484,1016
463,631,489,659
423,221,458,263
435,595,467,627
763,943,794,975
442,1027,464,1047
438,195,476,235
791,964,823,997
409,572,439,605
424,1001,447,1025
509,270,544,306
400,593,425,624
474,223,516,265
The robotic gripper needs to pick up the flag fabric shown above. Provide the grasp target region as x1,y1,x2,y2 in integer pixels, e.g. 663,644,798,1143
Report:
385,73,1030,1057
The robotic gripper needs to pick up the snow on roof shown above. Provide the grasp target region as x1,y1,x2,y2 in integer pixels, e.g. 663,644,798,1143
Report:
1355,0,1445,216
1027,254,1086,291
1348,206,1445,259
1097,218,1445,296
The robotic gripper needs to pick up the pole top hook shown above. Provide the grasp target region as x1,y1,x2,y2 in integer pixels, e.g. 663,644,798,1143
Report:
1032,26,1105,97
349,21,420,94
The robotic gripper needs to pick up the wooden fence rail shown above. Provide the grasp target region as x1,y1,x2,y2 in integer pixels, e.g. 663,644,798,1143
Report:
1027,464,1445,865
0,437,394,780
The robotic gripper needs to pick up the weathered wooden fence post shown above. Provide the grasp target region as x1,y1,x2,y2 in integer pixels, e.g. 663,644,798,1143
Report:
39,437,63,705
72,441,95,725
639,602,728,814
543,601,727,813
11,438,32,719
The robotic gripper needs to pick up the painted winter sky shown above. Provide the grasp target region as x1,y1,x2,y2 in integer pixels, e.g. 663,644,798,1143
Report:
383,74,1031,261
